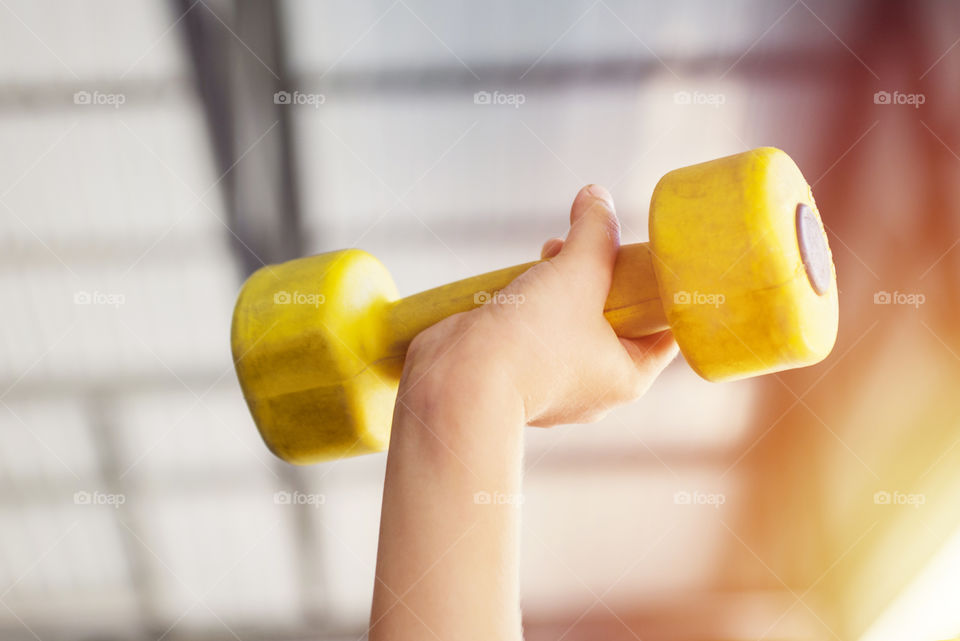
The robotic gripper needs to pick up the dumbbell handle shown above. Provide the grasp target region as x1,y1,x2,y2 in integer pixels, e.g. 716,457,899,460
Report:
381,242,668,360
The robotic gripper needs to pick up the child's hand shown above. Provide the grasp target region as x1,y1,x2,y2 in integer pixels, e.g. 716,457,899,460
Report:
402,184,678,427
373,185,677,641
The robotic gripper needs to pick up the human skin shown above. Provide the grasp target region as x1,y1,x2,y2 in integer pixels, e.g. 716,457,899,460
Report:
369,184,679,641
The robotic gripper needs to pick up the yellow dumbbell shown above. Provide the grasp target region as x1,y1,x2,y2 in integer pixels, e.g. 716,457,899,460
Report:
232,147,838,464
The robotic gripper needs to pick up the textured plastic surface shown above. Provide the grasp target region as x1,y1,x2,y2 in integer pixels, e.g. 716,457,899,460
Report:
232,147,839,463
649,147,838,381
231,250,401,463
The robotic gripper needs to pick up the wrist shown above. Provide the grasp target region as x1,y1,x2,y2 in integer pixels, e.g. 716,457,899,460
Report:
395,313,526,446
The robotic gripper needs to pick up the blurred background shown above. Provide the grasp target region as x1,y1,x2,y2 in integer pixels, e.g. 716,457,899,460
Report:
2,1,960,640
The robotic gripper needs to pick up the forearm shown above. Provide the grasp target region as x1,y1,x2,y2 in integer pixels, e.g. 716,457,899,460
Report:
370,335,527,641
368,184,678,639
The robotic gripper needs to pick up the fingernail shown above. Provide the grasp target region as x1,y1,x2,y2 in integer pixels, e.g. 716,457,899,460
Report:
586,184,614,210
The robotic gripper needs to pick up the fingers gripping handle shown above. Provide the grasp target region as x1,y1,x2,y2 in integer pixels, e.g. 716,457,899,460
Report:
381,243,668,360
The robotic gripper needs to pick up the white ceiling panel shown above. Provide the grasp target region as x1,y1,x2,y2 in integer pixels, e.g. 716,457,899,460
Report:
129,491,301,628
520,466,741,614
283,0,858,75
308,465,385,626
0,398,98,484
111,383,277,483
0,502,133,610
295,80,749,260
299,455,388,625
1,101,225,251
0,252,237,387
0,0,186,83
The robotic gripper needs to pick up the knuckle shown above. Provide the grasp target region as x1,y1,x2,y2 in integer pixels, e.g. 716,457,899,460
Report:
589,202,620,240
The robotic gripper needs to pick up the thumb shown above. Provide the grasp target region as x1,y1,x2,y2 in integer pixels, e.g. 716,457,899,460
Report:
556,184,620,305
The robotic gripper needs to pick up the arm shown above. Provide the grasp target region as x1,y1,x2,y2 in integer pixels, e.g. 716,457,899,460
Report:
369,185,679,641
